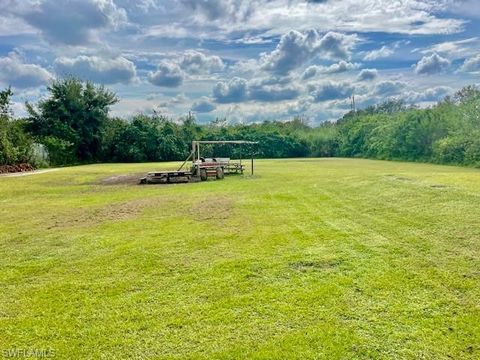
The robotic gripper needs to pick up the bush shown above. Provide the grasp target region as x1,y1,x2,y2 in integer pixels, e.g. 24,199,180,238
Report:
432,136,468,164
464,132,480,167
0,87,34,166
0,118,34,166
42,136,76,166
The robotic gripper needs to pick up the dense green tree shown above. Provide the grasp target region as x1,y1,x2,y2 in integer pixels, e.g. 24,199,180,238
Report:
3,81,480,169
26,78,118,164
0,87,33,166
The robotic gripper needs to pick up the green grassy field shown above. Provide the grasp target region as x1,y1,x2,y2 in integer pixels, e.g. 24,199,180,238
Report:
0,159,479,359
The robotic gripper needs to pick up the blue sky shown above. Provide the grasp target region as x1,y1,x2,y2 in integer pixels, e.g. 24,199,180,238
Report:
1,0,480,124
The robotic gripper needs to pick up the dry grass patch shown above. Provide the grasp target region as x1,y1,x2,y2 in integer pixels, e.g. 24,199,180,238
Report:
187,197,234,221
47,197,173,228
47,195,234,229
290,258,344,272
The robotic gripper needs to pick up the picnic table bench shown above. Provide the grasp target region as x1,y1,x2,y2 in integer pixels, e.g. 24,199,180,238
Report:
224,162,245,174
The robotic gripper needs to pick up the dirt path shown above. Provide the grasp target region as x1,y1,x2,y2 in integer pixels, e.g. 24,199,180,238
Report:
0,169,59,178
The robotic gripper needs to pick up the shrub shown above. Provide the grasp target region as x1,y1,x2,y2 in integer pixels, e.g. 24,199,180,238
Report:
464,132,480,166
42,136,76,166
0,118,34,166
432,136,468,164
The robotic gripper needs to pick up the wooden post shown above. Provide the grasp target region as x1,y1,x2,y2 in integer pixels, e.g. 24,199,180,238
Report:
177,151,193,171
251,153,254,175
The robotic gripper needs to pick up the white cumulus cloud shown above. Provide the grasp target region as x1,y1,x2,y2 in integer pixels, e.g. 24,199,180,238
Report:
148,61,184,87
309,81,355,102
460,54,480,73
414,53,450,75
191,97,216,113
302,61,360,79
363,45,395,61
212,76,300,103
179,50,225,75
261,30,358,75
374,80,407,96
213,77,249,103
405,86,453,103
54,55,137,84
357,68,378,81
0,53,52,89
20,0,127,45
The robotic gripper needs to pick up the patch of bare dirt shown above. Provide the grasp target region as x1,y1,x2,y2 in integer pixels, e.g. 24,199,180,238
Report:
48,197,171,228
384,174,449,189
47,196,234,229
95,173,146,185
95,199,155,220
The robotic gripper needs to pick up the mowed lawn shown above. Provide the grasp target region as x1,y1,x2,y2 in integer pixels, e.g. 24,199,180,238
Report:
0,159,479,359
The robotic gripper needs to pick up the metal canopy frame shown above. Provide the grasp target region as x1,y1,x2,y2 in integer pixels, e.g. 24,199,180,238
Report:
178,140,258,175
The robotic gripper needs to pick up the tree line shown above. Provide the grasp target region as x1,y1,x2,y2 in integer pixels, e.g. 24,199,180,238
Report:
1,78,479,168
